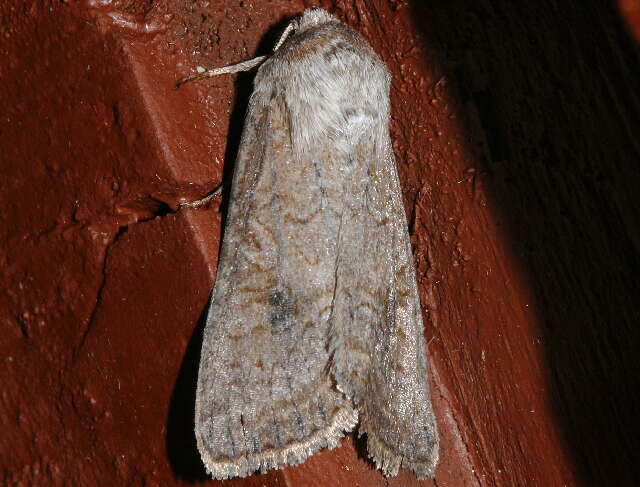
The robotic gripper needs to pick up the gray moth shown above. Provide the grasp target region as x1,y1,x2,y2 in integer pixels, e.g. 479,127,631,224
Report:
192,8,439,480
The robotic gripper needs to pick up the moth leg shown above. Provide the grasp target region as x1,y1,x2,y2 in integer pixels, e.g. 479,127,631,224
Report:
178,185,222,209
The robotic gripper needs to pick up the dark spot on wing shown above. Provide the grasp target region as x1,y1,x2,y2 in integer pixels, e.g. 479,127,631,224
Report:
268,287,294,332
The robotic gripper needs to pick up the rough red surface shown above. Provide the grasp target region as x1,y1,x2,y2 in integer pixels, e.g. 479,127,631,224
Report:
1,1,639,486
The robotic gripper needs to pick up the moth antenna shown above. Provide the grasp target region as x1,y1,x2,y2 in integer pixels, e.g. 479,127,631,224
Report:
175,56,267,88
175,19,296,89
272,20,297,52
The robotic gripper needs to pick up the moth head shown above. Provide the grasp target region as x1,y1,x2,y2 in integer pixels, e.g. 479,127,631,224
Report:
255,9,392,159
295,9,338,34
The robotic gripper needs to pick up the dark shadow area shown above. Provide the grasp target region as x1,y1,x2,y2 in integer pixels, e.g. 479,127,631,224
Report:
411,1,640,484
166,304,209,482
351,431,379,472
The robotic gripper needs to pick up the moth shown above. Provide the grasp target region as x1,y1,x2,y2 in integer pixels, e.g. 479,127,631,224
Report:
192,8,439,480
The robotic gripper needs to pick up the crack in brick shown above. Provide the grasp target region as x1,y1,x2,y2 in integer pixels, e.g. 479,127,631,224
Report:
71,193,218,364
73,223,129,364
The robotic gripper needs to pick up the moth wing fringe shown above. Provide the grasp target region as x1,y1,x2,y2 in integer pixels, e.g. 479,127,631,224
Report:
359,418,439,480
198,405,358,479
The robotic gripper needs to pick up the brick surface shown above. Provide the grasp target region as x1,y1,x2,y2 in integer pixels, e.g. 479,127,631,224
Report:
1,1,639,486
